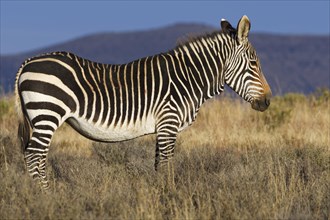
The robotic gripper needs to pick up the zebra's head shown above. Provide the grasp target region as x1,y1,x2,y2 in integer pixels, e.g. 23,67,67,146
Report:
221,15,272,112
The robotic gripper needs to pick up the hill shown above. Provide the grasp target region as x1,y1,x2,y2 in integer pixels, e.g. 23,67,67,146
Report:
0,23,329,95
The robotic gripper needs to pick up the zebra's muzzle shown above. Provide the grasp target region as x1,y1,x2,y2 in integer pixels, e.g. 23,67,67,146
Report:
251,96,271,112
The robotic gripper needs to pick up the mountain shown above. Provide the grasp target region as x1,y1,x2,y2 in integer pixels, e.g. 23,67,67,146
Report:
1,23,329,95
250,34,329,95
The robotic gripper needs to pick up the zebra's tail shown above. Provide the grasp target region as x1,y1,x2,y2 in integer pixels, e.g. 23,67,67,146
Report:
18,115,30,153
15,62,30,152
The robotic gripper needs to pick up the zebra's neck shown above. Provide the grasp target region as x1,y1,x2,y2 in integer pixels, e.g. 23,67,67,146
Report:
168,32,233,104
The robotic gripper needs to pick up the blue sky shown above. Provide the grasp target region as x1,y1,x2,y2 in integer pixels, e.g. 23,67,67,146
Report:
1,1,329,55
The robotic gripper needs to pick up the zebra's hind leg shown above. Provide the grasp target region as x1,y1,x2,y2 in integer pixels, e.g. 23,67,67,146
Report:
25,128,54,190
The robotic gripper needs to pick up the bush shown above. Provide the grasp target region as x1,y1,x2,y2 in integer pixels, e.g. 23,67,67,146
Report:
311,87,330,106
0,98,10,120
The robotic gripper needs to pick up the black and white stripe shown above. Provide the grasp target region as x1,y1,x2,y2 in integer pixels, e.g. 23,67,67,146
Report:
16,15,271,189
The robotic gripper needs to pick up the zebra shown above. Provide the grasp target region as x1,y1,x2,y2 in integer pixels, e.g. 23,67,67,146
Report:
15,15,271,189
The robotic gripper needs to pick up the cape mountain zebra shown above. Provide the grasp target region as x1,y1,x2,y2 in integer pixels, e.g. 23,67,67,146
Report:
16,15,271,189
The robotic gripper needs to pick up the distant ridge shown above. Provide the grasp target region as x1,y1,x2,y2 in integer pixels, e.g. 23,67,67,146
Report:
1,23,329,95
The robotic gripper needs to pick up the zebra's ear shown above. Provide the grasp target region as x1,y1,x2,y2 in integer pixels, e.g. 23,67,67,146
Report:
237,15,251,44
221,19,236,36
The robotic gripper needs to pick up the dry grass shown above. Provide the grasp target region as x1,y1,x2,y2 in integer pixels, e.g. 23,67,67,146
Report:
0,90,329,219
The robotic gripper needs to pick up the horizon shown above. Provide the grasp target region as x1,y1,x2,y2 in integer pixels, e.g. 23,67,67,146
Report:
1,1,329,55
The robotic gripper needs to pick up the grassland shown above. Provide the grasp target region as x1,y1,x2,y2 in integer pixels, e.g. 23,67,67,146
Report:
0,90,329,219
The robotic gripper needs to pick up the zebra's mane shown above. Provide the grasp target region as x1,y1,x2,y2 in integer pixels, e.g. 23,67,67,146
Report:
174,29,231,50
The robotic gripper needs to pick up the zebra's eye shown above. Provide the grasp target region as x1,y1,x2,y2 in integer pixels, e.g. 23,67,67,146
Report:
250,60,257,66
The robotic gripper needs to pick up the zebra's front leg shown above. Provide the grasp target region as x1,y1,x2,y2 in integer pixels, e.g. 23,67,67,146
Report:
25,130,52,190
154,124,178,171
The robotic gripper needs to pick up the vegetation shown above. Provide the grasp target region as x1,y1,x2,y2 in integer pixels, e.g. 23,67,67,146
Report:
0,90,329,219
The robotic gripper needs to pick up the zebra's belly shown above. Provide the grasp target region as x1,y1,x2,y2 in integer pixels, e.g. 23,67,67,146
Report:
67,116,156,142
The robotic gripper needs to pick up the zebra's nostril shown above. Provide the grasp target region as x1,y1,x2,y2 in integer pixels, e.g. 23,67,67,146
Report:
265,99,270,106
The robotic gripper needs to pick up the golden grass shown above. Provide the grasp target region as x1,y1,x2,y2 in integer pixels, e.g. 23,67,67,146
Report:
0,91,329,219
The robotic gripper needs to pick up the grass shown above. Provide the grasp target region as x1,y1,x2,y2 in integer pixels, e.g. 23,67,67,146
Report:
0,90,329,219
